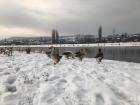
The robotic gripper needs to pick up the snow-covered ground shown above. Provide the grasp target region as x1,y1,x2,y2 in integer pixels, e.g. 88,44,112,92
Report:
0,42,140,48
0,52,140,105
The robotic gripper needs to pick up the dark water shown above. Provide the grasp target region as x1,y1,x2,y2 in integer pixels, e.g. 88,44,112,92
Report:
58,46,140,63
18,46,140,63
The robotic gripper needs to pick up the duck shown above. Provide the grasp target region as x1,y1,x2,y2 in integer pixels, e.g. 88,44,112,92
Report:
62,51,75,59
46,47,52,58
48,47,62,65
95,48,104,63
75,48,86,61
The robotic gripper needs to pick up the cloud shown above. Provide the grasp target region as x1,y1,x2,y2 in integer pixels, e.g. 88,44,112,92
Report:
0,0,140,36
0,1,45,30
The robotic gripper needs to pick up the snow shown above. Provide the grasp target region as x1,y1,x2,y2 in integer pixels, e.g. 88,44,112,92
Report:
0,52,140,105
0,42,140,48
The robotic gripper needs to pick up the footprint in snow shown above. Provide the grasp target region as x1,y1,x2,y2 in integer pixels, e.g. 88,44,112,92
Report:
59,79,67,83
97,76,105,81
4,72,10,75
15,67,20,72
49,76,60,82
5,85,17,93
6,76,16,84
75,89,87,99
96,94,105,105
18,96,33,105
55,79,67,87
7,64,12,68
73,76,83,82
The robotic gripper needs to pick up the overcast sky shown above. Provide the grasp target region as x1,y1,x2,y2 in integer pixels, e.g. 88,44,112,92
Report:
0,0,140,37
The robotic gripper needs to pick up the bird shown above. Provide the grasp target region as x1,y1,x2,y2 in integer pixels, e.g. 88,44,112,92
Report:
47,47,62,65
75,48,86,61
51,53,62,65
45,47,52,58
95,48,104,63
62,51,75,59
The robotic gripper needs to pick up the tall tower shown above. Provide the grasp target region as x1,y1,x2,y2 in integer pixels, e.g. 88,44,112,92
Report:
98,26,102,43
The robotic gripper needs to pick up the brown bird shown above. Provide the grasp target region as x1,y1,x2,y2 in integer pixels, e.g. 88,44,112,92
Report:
75,48,86,61
0,48,4,54
48,47,62,65
95,48,104,63
46,47,52,58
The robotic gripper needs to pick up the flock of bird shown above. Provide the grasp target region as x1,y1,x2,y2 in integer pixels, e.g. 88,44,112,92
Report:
45,47,87,64
0,46,104,65
0,47,13,56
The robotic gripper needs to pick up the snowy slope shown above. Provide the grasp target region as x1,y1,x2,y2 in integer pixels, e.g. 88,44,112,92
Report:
0,52,140,105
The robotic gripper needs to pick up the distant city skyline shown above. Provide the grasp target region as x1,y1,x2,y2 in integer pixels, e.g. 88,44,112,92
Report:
0,0,140,37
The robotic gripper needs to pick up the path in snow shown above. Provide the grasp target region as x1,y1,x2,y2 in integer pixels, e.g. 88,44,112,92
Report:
0,52,140,105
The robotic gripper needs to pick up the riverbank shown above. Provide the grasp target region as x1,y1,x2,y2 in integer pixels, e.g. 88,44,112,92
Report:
0,52,140,105
0,42,140,48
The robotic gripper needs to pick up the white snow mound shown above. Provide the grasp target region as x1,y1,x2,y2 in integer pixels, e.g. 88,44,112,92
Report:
0,52,140,105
